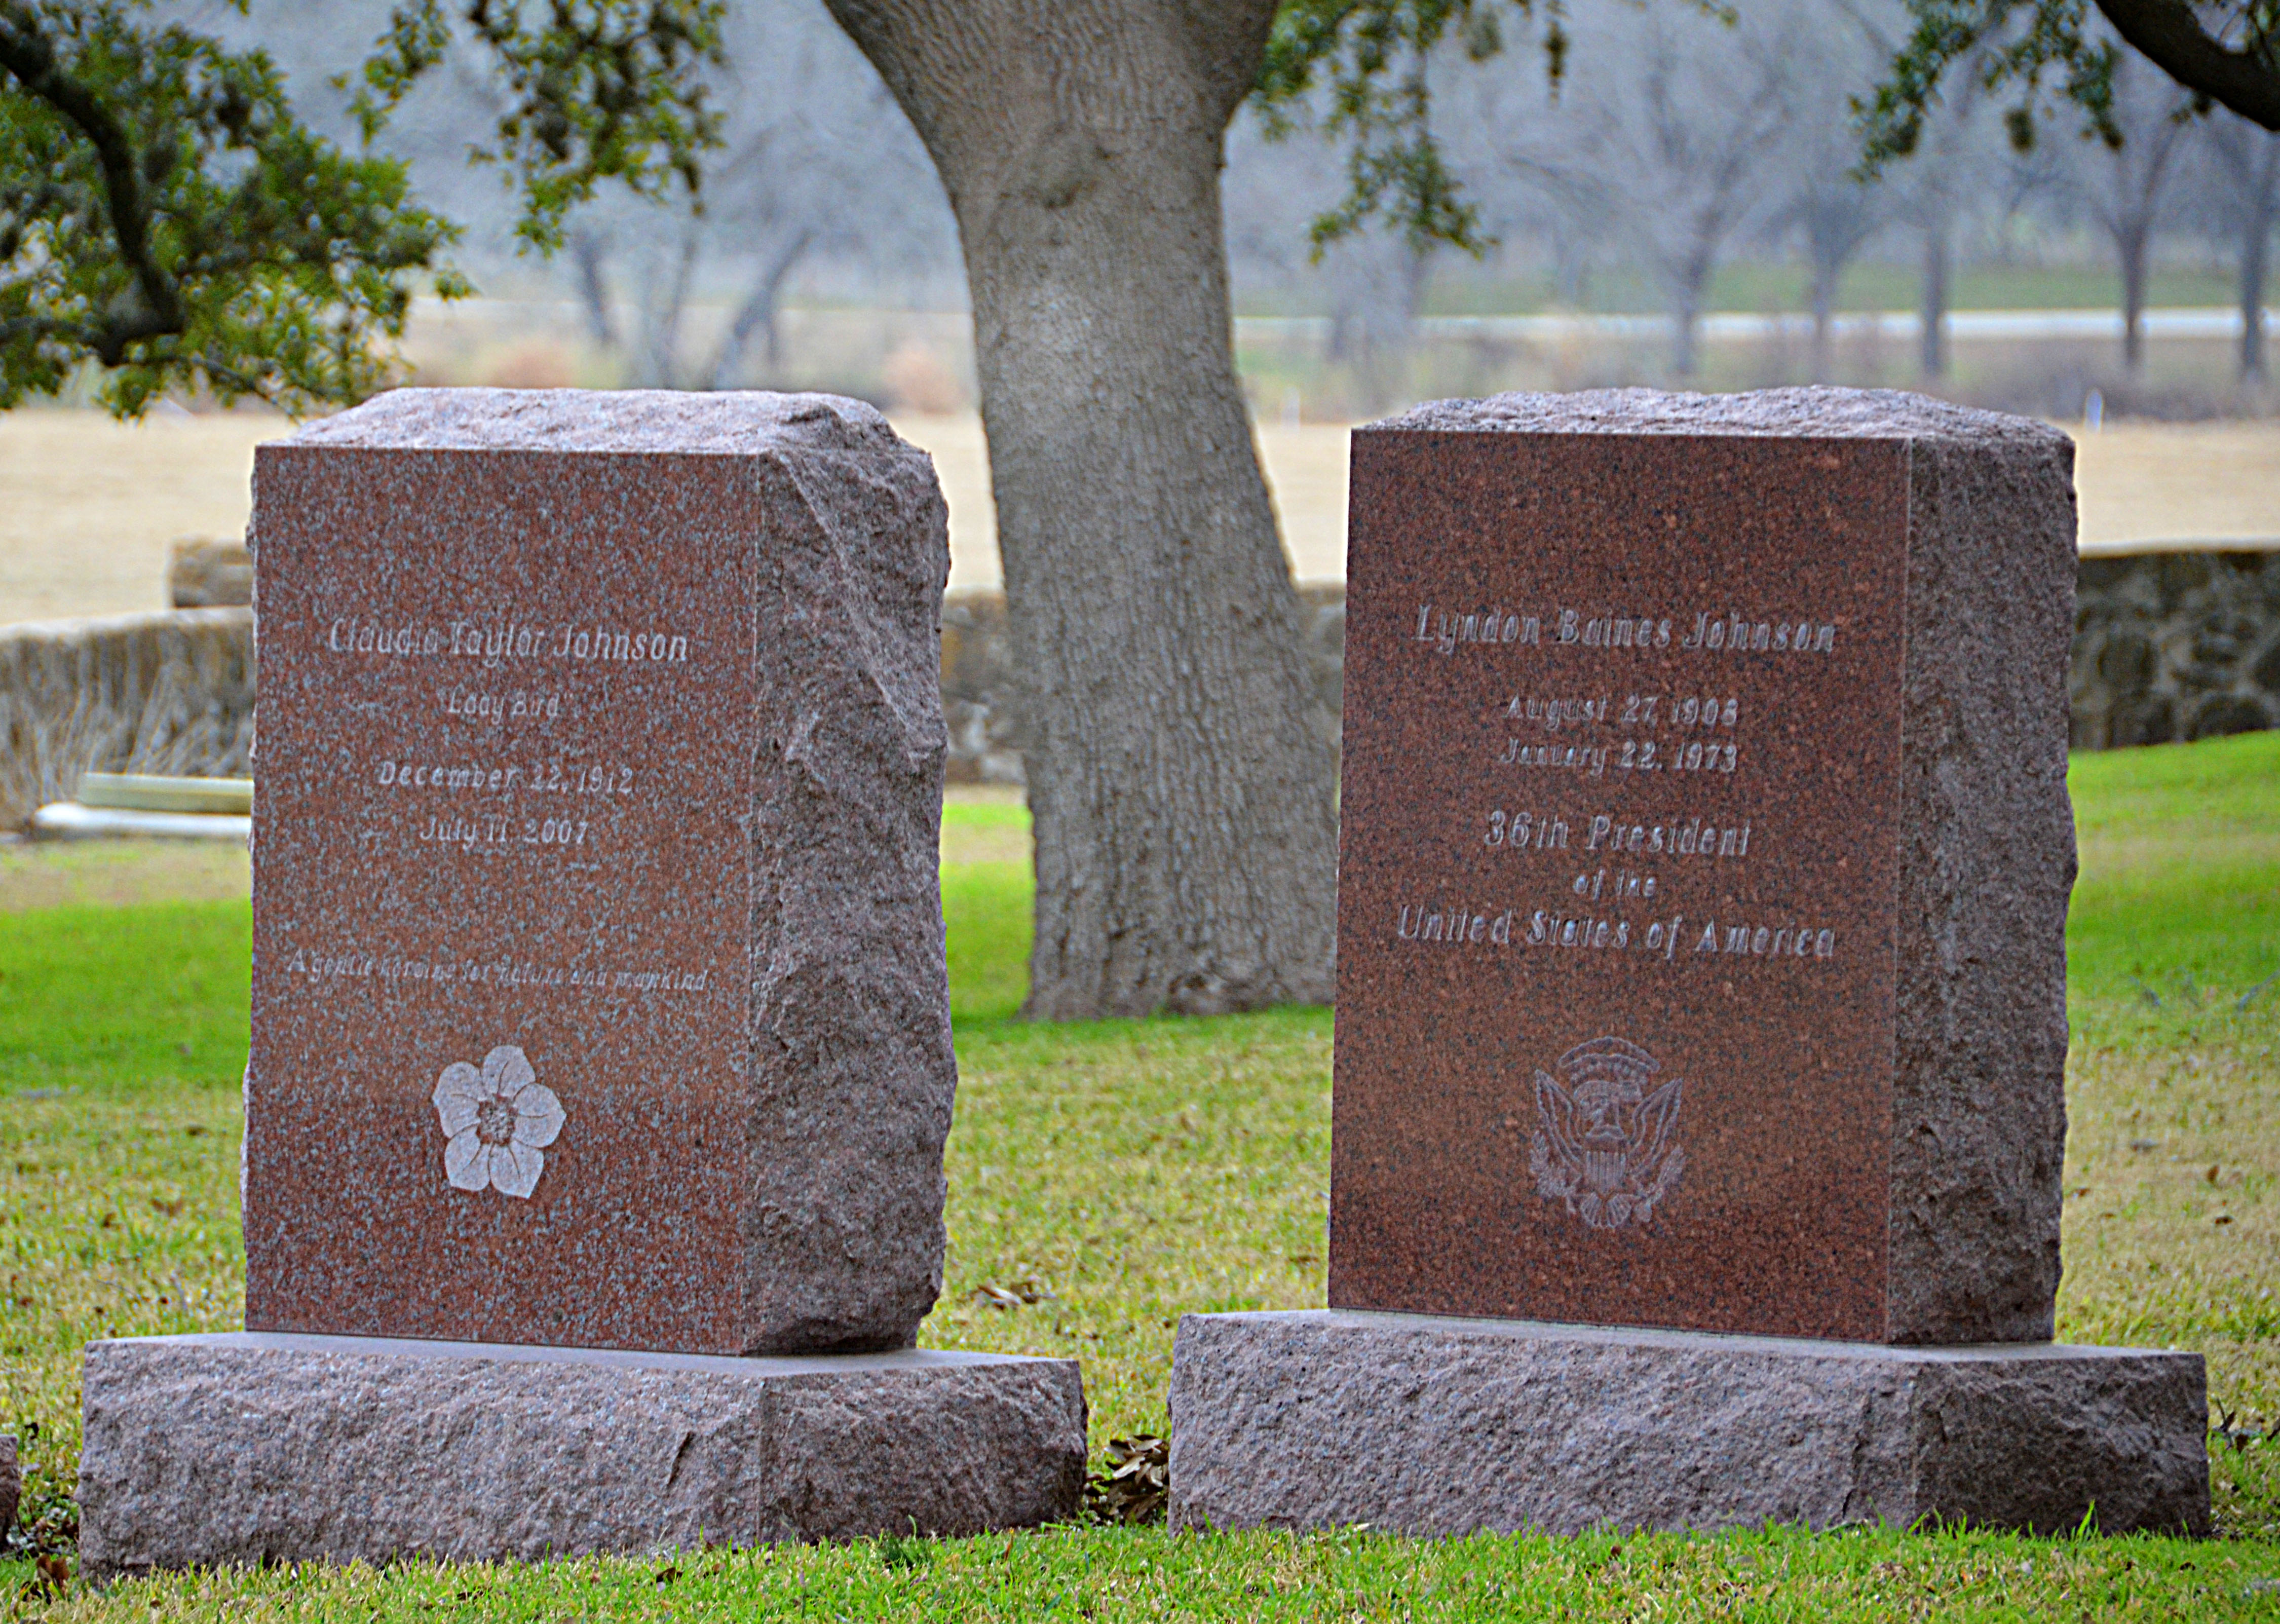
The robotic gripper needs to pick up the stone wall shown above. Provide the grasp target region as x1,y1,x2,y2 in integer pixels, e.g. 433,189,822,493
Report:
945,556,2280,780
2070,548,2280,748
0,609,255,829
2,555,2268,825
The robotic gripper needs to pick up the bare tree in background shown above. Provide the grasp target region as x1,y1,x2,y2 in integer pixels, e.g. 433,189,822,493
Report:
1564,3,1793,376
221,0,954,392
1889,76,1993,381
2201,111,2280,381
1773,22,1895,381
1322,237,1438,407
565,3,952,389
2066,49,2196,372
1441,46,1611,319
1788,172,1886,381
1436,0,1793,378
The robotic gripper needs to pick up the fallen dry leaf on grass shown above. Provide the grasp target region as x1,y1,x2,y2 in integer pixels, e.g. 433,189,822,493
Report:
1086,1434,1169,1525
970,1277,1056,1309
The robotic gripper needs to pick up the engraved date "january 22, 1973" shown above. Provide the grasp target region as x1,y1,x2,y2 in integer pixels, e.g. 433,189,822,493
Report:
1499,738,1738,775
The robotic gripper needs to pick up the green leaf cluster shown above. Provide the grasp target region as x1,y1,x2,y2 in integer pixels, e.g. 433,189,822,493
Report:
0,0,463,415
347,0,726,253
1855,0,2280,176
1,0,725,419
1252,0,1567,259
1854,0,2126,174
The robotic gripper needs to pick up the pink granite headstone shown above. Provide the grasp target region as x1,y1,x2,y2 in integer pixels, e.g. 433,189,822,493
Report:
1166,387,2207,1541
241,389,957,1355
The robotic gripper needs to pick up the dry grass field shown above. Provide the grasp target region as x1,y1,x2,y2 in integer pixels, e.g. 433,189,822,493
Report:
2,407,2273,625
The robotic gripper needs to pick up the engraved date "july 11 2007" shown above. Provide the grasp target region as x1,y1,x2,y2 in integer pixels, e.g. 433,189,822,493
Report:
420,813,591,852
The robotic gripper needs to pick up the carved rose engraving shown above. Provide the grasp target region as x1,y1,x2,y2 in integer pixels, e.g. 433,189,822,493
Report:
1529,1036,1684,1230
433,1045,564,1199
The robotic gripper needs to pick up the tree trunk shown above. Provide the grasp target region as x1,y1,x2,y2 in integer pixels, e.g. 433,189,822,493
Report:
1919,219,1948,380
708,228,815,389
570,234,618,349
1809,255,1837,384
825,0,1338,1018
638,226,701,387
2099,82,2189,380
2240,142,2277,382
2118,220,2149,373
1669,244,1712,377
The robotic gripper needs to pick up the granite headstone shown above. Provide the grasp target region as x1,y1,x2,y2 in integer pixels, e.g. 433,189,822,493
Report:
1328,390,2066,1344
78,390,1085,1573
1169,387,2208,1536
235,388,955,1356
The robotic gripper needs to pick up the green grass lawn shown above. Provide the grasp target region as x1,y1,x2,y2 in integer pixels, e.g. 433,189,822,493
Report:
3,736,2277,1618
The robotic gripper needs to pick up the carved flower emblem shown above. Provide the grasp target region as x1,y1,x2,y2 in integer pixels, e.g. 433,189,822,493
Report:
433,1045,563,1199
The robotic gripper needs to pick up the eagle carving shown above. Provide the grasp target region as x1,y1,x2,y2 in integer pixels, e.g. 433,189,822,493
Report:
1528,1036,1685,1231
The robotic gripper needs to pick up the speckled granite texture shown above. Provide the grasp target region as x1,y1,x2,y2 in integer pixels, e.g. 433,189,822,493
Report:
1330,387,2074,1345
1168,1311,2208,1537
78,1332,1086,1574
244,389,955,1354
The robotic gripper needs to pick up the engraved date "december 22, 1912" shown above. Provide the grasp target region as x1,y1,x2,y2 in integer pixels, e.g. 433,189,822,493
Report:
376,760,635,796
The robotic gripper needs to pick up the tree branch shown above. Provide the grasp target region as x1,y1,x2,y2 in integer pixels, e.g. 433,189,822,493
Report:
705,224,813,388
1183,0,1284,124
0,314,99,347
0,2,186,356
2090,0,2280,128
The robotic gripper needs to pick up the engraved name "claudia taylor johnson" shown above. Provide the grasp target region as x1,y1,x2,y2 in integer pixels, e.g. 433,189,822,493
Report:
326,616,690,663
1413,605,1838,656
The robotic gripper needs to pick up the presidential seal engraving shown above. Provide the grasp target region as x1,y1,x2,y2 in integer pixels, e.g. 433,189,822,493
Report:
1529,1036,1684,1230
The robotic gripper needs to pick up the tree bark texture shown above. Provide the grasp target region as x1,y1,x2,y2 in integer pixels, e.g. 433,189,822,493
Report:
823,0,1339,1018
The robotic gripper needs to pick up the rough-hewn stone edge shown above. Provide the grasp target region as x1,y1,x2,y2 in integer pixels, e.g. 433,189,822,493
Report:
740,439,955,1354
277,388,902,457
1888,432,2076,1344
1367,387,2072,449
1167,1311,2207,1538
78,1333,1086,1577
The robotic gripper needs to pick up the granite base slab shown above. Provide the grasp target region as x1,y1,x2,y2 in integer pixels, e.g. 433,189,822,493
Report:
80,1332,1086,1576
1168,1311,2207,1537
